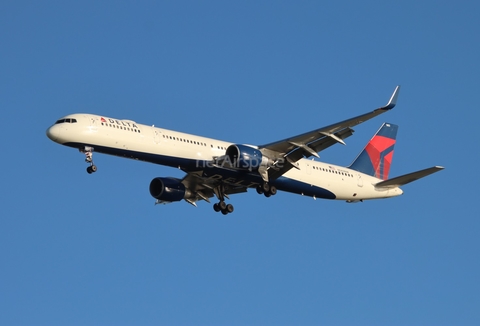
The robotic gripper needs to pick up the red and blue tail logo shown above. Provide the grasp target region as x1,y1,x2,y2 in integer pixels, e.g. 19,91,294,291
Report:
349,123,398,180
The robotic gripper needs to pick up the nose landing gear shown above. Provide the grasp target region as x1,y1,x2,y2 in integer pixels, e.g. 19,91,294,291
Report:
81,146,97,174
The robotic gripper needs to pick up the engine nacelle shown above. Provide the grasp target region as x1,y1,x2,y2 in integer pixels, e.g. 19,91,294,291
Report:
149,177,188,202
225,144,271,171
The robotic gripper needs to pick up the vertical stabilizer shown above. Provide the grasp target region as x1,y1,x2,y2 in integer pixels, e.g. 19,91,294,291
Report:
349,123,398,180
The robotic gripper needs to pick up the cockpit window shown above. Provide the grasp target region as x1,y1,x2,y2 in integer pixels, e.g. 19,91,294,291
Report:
55,118,77,124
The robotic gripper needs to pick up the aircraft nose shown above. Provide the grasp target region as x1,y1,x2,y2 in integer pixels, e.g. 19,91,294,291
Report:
46,125,59,142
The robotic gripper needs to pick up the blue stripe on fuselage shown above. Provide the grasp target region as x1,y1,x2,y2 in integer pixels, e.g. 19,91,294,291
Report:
274,177,336,199
64,142,336,200
64,142,200,169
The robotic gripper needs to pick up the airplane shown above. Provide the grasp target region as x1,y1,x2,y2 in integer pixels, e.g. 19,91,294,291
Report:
46,86,443,214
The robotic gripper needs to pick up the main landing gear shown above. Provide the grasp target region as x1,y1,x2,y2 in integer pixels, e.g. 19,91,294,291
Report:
256,183,277,197
212,183,234,215
211,182,276,215
213,201,234,215
81,146,97,174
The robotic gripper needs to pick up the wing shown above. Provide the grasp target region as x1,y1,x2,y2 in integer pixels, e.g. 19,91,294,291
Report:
260,86,400,180
260,86,400,154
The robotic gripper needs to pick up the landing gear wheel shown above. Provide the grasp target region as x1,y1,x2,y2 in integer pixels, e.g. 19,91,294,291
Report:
219,201,227,210
260,183,276,197
86,165,97,174
269,185,277,196
262,183,271,193
214,201,233,214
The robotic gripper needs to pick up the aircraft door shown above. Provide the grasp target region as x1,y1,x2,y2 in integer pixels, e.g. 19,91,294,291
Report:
89,116,98,131
357,174,363,187
306,161,312,175
154,130,162,144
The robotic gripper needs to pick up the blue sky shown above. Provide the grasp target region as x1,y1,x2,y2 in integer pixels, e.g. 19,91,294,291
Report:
1,1,479,325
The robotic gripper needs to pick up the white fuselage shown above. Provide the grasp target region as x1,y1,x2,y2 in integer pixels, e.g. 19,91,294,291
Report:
46,114,403,201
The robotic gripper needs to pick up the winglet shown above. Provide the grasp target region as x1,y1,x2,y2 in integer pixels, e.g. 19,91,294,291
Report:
380,85,400,110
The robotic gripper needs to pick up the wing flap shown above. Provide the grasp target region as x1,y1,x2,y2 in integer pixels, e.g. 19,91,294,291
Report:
267,127,354,180
181,171,248,204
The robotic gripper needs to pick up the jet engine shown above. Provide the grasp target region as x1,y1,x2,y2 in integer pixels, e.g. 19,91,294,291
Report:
225,144,273,171
149,177,190,202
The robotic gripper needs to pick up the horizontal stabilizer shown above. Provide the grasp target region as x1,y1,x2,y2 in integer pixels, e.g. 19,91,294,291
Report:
374,166,444,189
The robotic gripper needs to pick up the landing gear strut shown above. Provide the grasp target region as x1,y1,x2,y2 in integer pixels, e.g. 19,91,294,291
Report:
81,146,97,174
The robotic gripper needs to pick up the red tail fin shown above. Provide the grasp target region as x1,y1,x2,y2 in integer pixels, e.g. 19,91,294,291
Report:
348,123,398,180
